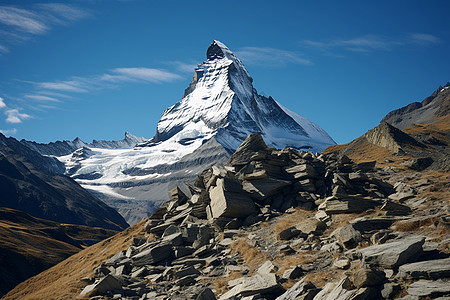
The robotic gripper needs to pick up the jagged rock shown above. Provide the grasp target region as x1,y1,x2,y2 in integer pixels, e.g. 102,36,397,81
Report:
228,134,269,166
400,157,433,171
80,274,122,297
313,277,356,300
406,279,450,298
278,227,302,240
242,178,291,199
331,224,362,249
333,258,351,269
219,273,281,299
175,266,201,278
193,225,213,249
257,261,278,274
350,268,386,288
209,181,256,219
197,288,217,300
162,224,181,237
381,283,401,299
350,216,397,232
397,258,450,280
296,219,326,235
357,236,425,268
282,265,303,280
380,200,411,215
319,197,379,214
275,278,317,300
131,244,174,266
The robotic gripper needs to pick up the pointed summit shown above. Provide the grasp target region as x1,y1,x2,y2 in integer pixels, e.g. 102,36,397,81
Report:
149,40,335,152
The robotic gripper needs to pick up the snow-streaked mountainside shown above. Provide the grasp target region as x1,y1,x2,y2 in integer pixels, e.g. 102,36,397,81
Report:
25,41,335,225
146,40,335,152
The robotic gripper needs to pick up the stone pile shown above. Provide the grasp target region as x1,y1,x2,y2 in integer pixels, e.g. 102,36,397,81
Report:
79,134,450,300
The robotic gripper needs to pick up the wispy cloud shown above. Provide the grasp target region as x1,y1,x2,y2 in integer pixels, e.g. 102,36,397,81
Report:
38,79,89,93
0,4,89,53
0,96,5,108
25,94,61,102
0,128,17,136
103,68,183,83
236,47,312,67
5,108,31,123
166,61,197,73
301,33,441,56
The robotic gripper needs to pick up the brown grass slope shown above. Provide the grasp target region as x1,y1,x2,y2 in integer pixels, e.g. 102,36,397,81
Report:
2,218,146,300
0,207,118,298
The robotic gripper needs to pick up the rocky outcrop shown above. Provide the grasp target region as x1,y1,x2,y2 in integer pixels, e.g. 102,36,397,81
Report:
74,134,450,300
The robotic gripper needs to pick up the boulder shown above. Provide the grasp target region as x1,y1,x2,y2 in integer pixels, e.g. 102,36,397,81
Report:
242,178,291,199
350,216,397,232
219,273,281,299
357,236,425,268
331,224,362,249
257,261,278,274
228,134,268,166
278,227,302,240
296,219,326,235
131,244,174,266
350,268,385,288
397,258,450,280
407,279,450,298
197,288,217,300
282,265,303,280
320,197,378,214
275,278,318,300
80,274,122,297
209,183,256,219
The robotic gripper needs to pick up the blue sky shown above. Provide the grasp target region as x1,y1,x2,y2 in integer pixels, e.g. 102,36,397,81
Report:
0,0,449,145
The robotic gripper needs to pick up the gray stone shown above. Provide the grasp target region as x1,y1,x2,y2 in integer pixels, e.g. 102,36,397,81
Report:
257,260,278,274
397,258,450,280
282,265,303,280
161,232,183,246
242,178,291,199
350,216,397,232
275,278,307,300
131,244,174,266
162,224,181,237
197,288,217,300
333,258,350,269
296,219,326,235
209,183,256,219
407,279,450,297
358,236,425,268
312,277,356,300
278,226,302,240
80,274,122,297
175,274,197,286
331,224,362,249
320,197,378,214
175,266,201,278
381,283,401,299
219,273,281,299
350,268,385,288
380,200,411,215
193,225,213,249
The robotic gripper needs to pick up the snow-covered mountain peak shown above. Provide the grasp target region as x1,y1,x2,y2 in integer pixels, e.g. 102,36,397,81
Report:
149,40,335,152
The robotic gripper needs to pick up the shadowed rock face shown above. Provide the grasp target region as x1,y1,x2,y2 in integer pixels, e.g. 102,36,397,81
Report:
363,122,424,153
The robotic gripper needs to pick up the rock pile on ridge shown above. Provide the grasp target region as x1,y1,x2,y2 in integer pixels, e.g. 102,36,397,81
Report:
79,134,450,300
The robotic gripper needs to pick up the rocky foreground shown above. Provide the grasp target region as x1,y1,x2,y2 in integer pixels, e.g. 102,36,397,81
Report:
75,134,449,300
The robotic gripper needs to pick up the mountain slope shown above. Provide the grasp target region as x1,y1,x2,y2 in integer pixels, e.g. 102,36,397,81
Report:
0,207,117,298
0,133,129,231
381,82,450,130
45,41,334,225
325,83,450,171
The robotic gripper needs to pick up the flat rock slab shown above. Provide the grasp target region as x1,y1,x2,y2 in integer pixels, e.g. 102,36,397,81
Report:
242,178,291,199
321,198,379,214
407,279,450,297
219,273,280,299
357,236,425,268
131,243,174,266
209,184,256,219
398,258,450,280
80,274,122,297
